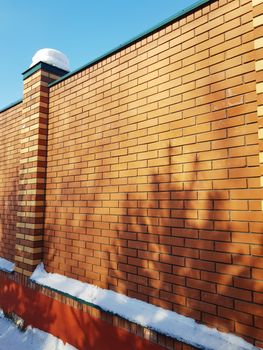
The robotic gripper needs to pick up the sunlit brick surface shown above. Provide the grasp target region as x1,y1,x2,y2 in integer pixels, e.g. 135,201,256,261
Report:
15,68,66,275
43,0,263,347
0,0,263,348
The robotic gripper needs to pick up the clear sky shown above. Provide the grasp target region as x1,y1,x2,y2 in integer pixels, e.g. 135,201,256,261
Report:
0,0,199,109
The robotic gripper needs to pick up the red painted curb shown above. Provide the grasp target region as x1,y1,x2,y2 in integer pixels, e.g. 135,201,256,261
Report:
0,275,165,350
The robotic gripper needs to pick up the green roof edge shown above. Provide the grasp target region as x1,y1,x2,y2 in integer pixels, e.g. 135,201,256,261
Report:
22,61,69,80
0,99,23,113
49,0,212,88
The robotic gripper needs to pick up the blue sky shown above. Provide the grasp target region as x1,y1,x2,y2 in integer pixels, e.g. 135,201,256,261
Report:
1,0,199,109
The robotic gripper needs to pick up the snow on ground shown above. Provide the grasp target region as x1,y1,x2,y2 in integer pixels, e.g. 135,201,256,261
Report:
0,310,77,350
0,257,15,273
31,263,261,350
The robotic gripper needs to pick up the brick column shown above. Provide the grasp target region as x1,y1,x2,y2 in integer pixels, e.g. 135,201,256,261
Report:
15,62,68,275
253,0,263,197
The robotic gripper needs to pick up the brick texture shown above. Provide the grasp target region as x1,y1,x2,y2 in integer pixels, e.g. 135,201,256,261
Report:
44,0,263,347
0,0,263,348
15,66,67,276
0,103,22,261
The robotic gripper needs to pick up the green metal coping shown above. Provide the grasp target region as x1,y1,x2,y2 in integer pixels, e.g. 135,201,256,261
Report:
0,62,68,112
22,61,69,80
30,279,104,312
1,0,211,112
0,1,212,113
49,0,212,88
0,99,22,113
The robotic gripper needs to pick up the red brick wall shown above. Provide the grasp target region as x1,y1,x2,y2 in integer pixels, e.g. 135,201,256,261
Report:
44,0,262,347
0,103,22,261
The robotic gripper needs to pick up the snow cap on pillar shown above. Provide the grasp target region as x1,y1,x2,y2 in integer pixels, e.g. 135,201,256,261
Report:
30,48,70,72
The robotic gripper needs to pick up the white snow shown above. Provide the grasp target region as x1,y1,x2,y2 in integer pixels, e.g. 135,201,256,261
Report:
30,48,70,71
0,257,15,273
0,310,77,350
31,263,261,350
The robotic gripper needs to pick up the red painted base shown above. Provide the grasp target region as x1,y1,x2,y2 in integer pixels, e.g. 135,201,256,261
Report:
0,275,164,350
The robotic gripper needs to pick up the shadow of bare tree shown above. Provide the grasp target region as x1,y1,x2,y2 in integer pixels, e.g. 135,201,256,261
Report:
104,144,263,346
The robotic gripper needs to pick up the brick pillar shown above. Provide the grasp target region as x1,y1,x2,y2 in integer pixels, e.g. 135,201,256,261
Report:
15,62,68,276
253,0,263,197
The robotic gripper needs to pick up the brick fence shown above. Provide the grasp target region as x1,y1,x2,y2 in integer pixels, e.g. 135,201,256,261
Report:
0,0,262,348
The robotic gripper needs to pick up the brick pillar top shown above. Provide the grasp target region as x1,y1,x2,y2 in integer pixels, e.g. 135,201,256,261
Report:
22,61,69,81
15,51,69,276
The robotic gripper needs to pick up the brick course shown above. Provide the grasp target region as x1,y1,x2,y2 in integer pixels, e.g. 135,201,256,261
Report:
15,65,68,276
44,0,263,347
0,0,263,348
0,103,22,261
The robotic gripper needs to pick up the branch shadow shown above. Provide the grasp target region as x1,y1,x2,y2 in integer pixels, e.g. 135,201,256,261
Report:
106,144,263,347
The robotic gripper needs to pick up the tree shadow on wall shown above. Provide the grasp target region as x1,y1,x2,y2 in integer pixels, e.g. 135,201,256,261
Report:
44,152,106,280
107,144,263,346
